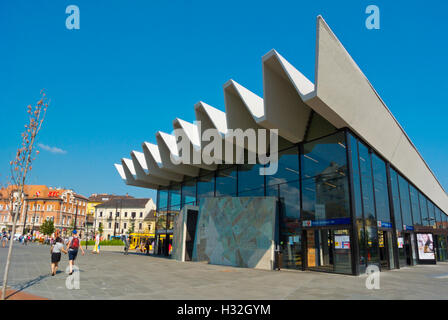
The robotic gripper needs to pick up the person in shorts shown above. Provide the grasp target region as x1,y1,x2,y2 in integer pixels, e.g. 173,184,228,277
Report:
67,230,85,275
2,230,8,248
50,237,67,276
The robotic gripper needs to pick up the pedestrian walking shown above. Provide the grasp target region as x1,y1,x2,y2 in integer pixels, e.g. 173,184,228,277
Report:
124,235,130,255
145,239,150,256
1,230,8,248
67,230,85,275
50,237,67,276
92,232,100,254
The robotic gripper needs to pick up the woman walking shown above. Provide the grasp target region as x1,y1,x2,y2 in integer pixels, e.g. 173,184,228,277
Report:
50,237,67,276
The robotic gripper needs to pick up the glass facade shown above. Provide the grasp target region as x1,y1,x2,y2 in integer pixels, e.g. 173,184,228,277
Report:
154,128,448,273
215,166,237,197
301,132,350,222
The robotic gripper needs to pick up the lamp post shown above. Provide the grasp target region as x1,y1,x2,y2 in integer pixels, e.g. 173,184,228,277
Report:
31,201,37,236
85,221,88,250
74,201,79,231
22,202,29,236
113,200,118,237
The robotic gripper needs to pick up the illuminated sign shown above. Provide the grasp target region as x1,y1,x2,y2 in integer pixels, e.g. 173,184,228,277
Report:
48,191,60,197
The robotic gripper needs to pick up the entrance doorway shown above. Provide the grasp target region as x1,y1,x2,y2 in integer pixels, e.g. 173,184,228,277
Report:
184,209,198,261
404,233,416,266
378,230,395,270
305,228,352,274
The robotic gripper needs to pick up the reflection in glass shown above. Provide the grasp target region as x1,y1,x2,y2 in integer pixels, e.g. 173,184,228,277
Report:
158,189,169,209
409,185,422,226
169,184,181,211
267,146,300,186
301,132,350,221
197,173,215,205
215,166,237,197
237,163,265,196
372,154,391,223
397,175,413,227
182,178,196,206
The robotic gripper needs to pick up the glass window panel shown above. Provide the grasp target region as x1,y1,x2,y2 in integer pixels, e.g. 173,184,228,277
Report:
278,181,300,220
372,153,391,223
409,185,422,226
158,189,169,209
390,169,402,231
419,193,429,226
397,175,413,227
197,173,215,204
238,163,265,195
215,166,237,197
427,200,436,228
348,134,363,219
267,146,300,186
169,184,181,211
181,179,196,206
358,142,375,222
238,187,265,197
348,134,366,271
301,132,350,221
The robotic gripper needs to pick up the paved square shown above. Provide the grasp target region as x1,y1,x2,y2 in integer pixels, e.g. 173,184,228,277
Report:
0,243,447,299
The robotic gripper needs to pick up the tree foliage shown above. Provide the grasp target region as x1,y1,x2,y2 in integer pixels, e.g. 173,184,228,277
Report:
40,219,55,236
98,222,103,235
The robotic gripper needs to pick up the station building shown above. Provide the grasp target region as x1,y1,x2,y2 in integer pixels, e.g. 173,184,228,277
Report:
114,16,448,275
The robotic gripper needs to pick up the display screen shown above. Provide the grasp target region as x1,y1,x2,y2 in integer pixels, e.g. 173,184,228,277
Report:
416,233,435,260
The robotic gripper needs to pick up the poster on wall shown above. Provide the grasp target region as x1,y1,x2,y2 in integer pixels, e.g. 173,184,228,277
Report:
334,235,350,249
416,233,435,260
397,237,404,248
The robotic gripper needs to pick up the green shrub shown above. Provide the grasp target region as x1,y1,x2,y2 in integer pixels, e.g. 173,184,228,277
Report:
80,239,124,246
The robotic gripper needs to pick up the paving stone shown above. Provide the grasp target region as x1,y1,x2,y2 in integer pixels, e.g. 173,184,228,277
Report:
1,243,448,299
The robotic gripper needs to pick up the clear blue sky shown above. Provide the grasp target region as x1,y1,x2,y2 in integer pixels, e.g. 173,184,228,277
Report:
1,0,447,202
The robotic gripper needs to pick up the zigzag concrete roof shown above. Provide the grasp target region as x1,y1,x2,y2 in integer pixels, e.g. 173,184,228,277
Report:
115,15,448,214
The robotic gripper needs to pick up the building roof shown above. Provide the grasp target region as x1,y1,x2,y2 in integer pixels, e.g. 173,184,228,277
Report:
88,193,134,203
114,16,448,215
0,185,88,202
95,198,151,209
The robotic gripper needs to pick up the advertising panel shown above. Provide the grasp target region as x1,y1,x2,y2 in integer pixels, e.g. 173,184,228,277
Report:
416,233,435,260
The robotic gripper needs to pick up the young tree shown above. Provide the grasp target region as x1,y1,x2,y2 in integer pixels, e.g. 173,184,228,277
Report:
128,221,135,234
40,219,55,237
67,219,76,233
1,91,48,300
98,222,103,235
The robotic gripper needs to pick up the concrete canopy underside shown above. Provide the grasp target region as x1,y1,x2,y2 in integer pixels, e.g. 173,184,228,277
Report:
115,16,448,215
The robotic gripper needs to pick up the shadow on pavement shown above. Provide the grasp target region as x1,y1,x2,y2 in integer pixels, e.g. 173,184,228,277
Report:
6,273,50,299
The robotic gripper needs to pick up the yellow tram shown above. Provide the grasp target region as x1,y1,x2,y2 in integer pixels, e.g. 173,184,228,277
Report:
129,232,155,251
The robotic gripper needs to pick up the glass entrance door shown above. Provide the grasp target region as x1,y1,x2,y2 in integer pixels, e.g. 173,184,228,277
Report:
306,228,352,274
404,233,415,265
378,230,395,270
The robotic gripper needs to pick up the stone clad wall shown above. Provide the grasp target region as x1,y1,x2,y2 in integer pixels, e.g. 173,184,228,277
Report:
192,197,276,270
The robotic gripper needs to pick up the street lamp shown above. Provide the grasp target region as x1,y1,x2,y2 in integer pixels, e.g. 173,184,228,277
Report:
31,200,37,236
74,200,79,231
22,202,29,236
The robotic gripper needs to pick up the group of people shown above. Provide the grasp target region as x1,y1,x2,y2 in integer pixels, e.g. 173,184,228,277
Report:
50,230,85,276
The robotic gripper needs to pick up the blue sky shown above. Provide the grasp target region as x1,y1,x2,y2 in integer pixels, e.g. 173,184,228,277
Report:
1,0,447,202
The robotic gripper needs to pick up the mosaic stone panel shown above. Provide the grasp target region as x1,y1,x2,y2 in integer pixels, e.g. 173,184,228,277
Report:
192,197,276,270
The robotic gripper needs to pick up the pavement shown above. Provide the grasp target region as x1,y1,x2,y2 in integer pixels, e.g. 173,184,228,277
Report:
0,243,447,300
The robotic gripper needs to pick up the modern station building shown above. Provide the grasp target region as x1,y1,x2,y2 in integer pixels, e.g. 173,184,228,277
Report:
115,16,448,275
